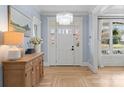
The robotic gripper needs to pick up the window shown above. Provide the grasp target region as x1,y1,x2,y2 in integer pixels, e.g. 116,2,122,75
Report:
100,19,124,55
112,22,124,54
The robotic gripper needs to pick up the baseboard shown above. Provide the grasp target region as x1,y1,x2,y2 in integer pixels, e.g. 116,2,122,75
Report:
44,61,98,73
103,62,124,66
44,62,88,67
87,62,97,73
80,62,88,66
44,61,49,66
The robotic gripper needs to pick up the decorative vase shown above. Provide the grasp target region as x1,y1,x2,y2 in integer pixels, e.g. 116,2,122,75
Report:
34,45,40,53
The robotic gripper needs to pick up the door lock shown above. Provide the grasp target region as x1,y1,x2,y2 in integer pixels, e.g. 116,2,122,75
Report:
72,46,74,51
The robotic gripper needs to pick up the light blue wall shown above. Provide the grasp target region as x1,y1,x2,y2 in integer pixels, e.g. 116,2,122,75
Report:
12,5,41,19
41,15,90,65
0,6,8,32
41,15,48,64
82,15,90,62
0,6,7,44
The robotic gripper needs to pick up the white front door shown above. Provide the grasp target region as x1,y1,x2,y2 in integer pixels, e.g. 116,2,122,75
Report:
56,25,74,65
48,17,82,66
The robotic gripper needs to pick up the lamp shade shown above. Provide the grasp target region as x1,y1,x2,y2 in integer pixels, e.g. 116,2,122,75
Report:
0,32,3,45
3,31,24,45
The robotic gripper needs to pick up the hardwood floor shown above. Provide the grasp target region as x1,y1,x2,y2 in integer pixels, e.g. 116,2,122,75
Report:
38,66,124,87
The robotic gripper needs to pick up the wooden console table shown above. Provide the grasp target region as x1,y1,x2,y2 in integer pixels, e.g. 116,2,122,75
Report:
2,52,44,87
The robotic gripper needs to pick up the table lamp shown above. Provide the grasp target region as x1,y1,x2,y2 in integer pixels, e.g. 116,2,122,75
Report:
3,31,24,60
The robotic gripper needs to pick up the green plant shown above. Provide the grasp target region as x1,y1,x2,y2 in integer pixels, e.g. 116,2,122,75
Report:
113,29,120,44
30,37,42,47
113,29,119,35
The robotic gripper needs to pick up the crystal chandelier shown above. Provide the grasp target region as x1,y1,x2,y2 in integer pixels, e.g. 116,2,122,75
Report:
56,13,73,25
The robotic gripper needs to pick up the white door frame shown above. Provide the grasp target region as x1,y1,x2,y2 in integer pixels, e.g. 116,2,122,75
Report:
47,17,57,66
98,18,112,67
47,16,83,66
87,13,98,73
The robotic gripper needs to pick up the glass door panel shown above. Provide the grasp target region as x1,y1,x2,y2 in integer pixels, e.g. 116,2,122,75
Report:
101,21,111,55
112,21,124,54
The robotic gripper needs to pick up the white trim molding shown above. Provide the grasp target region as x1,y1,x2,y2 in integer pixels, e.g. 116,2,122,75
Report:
41,12,89,16
87,62,97,73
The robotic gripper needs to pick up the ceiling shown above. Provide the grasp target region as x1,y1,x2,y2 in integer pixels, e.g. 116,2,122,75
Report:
33,5,96,15
102,5,124,14
32,5,124,16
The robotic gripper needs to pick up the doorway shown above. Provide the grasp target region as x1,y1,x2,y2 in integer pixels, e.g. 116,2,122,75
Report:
48,17,83,66
98,18,124,66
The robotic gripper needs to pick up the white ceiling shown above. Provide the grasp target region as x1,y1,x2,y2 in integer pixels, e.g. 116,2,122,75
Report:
33,5,96,15
32,5,124,16
102,5,124,14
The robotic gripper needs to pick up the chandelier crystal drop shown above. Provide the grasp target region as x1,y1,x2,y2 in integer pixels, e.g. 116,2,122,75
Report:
56,13,73,25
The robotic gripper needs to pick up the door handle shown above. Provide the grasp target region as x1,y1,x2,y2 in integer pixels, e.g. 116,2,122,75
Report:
71,46,74,51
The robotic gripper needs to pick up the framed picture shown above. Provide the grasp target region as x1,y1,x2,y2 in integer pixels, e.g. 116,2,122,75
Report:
8,6,32,37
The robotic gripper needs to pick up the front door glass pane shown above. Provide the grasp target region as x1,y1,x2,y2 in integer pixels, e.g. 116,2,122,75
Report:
101,22,110,55
112,22,124,54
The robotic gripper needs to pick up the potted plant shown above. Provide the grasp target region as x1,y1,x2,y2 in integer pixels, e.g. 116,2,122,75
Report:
30,37,43,53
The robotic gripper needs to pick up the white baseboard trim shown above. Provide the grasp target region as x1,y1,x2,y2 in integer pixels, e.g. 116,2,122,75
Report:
44,62,88,67
80,62,88,66
44,61,98,73
103,62,124,66
44,61,49,66
87,63,97,73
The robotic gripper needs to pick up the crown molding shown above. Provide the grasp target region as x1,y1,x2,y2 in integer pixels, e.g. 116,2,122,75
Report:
40,11,90,16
